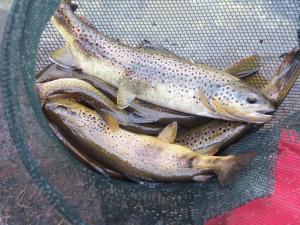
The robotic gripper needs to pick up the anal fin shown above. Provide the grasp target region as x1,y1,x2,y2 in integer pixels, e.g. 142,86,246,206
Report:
194,143,222,156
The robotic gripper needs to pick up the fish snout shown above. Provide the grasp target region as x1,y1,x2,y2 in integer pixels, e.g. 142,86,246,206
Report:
211,96,275,124
35,83,45,100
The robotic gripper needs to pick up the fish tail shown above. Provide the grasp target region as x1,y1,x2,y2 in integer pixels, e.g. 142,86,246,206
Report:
263,47,300,104
216,152,256,185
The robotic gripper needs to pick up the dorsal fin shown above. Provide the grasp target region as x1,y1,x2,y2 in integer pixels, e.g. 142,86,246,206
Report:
158,122,178,143
224,55,260,78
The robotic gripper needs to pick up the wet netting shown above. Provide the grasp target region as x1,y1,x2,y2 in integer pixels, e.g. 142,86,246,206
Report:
1,0,300,224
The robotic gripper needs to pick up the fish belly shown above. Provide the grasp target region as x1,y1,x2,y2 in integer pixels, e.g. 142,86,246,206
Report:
137,84,211,117
70,44,125,88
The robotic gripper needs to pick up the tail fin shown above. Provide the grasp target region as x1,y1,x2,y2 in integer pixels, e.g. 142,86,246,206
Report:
216,152,256,185
263,47,300,105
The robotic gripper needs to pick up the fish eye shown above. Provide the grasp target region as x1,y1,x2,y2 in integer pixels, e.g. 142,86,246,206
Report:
246,97,257,104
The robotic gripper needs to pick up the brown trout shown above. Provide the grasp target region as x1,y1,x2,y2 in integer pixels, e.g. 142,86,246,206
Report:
50,0,274,123
36,64,203,126
36,52,259,126
36,78,163,135
44,98,255,185
176,47,300,154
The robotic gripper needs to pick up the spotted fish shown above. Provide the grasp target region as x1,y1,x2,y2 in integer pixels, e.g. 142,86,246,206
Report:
36,54,259,127
36,64,202,126
176,47,300,154
44,98,255,185
36,78,163,135
50,0,274,123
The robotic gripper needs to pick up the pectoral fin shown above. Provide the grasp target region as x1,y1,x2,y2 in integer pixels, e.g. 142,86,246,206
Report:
117,81,136,109
100,110,120,132
197,90,214,112
49,45,77,69
210,97,235,120
224,55,260,78
158,122,178,143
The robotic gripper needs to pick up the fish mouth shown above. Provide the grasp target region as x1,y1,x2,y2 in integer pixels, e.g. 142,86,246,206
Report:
43,101,58,113
244,106,275,123
256,107,275,115
35,83,45,101
211,98,275,124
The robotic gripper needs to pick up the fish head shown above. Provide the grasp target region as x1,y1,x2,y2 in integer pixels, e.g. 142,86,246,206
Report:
43,98,82,124
210,81,275,123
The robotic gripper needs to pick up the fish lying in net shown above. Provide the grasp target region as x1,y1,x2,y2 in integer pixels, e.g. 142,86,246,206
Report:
43,97,255,185
176,47,300,155
36,78,166,135
36,64,202,127
39,48,299,181
36,54,260,127
35,56,259,180
50,0,274,123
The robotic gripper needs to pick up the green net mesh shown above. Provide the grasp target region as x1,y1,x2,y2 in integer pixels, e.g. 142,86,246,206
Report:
1,0,300,224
